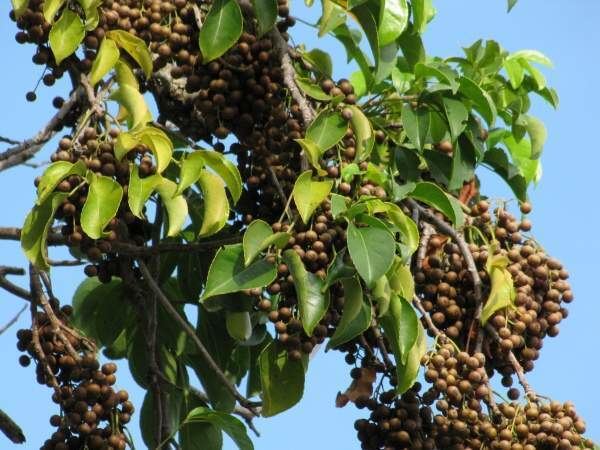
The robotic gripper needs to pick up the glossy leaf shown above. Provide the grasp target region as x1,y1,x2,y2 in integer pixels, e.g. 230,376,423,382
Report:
176,152,205,195
128,165,162,218
179,398,223,450
379,0,408,46
323,249,355,289
43,0,65,23
110,85,152,130
410,182,462,226
482,147,527,201
292,171,333,224
197,170,229,238
202,244,277,301
459,76,497,126
184,407,254,450
155,178,187,237
21,193,68,271
347,105,374,161
243,220,289,266
81,173,123,240
302,48,333,78
381,295,419,365
136,127,173,174
106,30,153,77
259,341,305,417
306,111,348,151
347,221,396,287
36,160,86,206
49,10,85,65
327,277,371,350
200,149,243,203
252,0,277,36
402,104,430,151
199,0,243,62
510,49,552,67
89,37,120,86
283,250,330,336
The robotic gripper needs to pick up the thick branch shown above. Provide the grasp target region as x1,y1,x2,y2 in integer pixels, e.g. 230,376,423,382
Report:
0,409,25,444
137,260,259,414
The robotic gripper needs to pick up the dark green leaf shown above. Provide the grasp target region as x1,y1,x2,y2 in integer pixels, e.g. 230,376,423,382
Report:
380,295,418,364
327,277,371,350
177,253,204,300
184,407,254,450
442,97,468,142
384,203,419,262
199,0,243,62
283,250,330,336
49,10,85,64
179,394,223,450
259,341,305,417
302,48,333,78
347,220,396,287
385,314,425,393
459,76,497,126
252,0,277,36
423,149,451,185
246,333,273,398
141,387,184,448
448,134,476,191
482,147,527,201
410,181,461,226
401,104,430,151
202,244,277,301
507,0,518,11
394,147,420,182
397,30,425,70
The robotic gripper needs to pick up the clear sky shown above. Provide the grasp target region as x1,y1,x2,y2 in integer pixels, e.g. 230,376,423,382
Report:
0,0,598,449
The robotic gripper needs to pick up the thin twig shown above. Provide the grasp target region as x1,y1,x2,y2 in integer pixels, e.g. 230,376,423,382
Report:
137,260,260,414
416,222,435,270
0,136,20,145
370,325,394,370
0,409,25,444
0,304,27,336
412,295,444,340
0,266,31,301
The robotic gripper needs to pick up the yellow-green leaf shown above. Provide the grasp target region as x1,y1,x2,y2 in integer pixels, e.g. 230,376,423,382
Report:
21,193,68,271
379,0,408,46
327,277,371,350
155,178,188,237
243,220,290,266
306,110,347,151
199,0,243,62
176,152,205,196
114,131,140,162
386,258,414,300
106,30,153,77
292,171,333,224
197,170,229,238
135,127,173,174
226,311,253,341
36,160,86,206
385,203,419,262
294,139,326,176
115,59,139,89
81,173,124,239
480,267,515,324
200,150,243,203
11,0,29,18
110,85,152,130
347,105,374,161
43,0,66,23
89,37,120,86
76,0,102,30
49,10,85,65
128,165,162,218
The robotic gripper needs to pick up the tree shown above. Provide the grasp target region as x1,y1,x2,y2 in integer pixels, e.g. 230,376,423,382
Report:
0,0,595,448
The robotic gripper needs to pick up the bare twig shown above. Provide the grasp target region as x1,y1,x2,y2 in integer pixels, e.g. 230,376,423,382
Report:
137,260,260,415
0,409,25,444
0,88,83,173
370,325,394,370
0,266,31,301
412,295,444,340
47,259,84,267
190,388,261,437
80,75,104,117
416,223,435,270
0,136,20,145
0,304,27,336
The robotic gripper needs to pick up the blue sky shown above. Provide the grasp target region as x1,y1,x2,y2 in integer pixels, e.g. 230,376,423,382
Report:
0,0,598,449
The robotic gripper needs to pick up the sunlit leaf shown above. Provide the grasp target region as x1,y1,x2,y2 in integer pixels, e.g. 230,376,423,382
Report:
292,171,333,224
197,170,229,238
106,30,153,77
81,173,123,240
89,37,120,86
49,10,85,65
199,0,243,62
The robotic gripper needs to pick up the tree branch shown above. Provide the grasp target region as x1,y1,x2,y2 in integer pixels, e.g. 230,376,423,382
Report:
137,260,260,415
0,266,31,301
0,409,25,444
0,304,27,336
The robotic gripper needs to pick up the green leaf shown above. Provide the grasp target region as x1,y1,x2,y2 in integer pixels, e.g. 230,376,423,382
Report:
179,397,223,450
81,173,123,240
482,148,527,201
507,0,518,11
295,77,333,102
371,275,391,317
442,97,468,142
141,388,184,448
504,135,541,184
202,244,277,301
520,60,546,90
524,115,547,159
295,139,327,176
386,259,414,299
292,171,333,224
21,192,68,271
252,0,277,36
155,178,188,237
197,170,229,238
76,0,102,30
106,30,153,77
415,62,459,93
347,220,396,287
401,104,430,151
136,127,173,174
226,311,253,342
302,48,333,78
318,0,346,37
327,277,371,350
283,250,330,336
323,249,355,289
378,0,408,46
384,203,419,262
49,10,85,65
410,182,462,226
110,86,152,130
412,0,434,34
176,152,205,195
199,0,243,62
11,0,29,18
510,49,552,67
184,407,254,450
43,0,66,22
504,58,525,89
381,295,418,364
481,266,515,324
128,165,161,218
330,193,349,219
200,149,243,203
36,160,86,206
259,341,305,417
458,76,497,126
89,37,120,86
306,111,348,151
385,314,425,394
347,105,374,161
243,220,290,266
448,134,476,191
115,58,139,89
